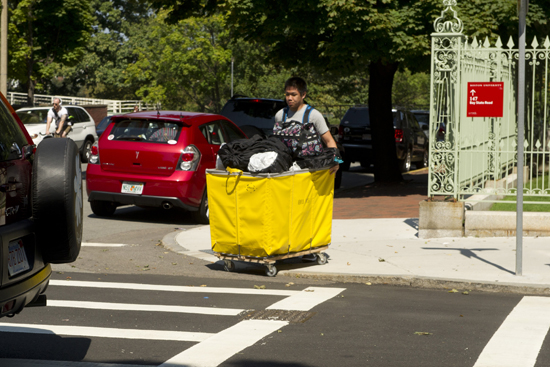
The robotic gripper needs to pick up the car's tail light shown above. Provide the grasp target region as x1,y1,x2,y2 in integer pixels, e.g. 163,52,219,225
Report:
89,141,100,164
395,129,404,143
177,145,200,171
338,125,344,140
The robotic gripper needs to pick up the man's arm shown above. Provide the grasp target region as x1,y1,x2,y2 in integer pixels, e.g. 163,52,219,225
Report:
46,116,53,135
56,114,67,134
321,131,339,174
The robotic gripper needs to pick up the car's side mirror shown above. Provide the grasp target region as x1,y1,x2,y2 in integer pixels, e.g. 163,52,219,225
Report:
330,126,339,136
23,145,34,159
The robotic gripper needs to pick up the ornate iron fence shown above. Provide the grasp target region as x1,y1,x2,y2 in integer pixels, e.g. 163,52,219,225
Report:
429,0,550,206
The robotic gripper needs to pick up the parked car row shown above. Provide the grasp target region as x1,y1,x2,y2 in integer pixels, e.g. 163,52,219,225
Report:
338,107,431,172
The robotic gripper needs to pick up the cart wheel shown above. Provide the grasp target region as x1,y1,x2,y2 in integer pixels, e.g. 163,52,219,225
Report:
224,260,235,272
265,265,277,277
316,253,328,265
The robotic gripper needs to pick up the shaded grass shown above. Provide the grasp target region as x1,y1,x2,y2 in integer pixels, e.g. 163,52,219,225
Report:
490,174,550,212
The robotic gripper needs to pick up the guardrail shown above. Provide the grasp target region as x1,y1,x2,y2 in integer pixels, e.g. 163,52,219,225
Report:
6,92,154,115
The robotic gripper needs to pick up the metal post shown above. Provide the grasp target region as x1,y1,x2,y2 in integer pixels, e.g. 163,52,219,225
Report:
516,0,528,276
1,0,8,96
231,57,234,97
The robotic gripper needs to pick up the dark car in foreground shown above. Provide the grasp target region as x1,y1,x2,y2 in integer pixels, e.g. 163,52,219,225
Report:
0,94,82,318
338,106,429,172
221,96,344,188
86,111,247,224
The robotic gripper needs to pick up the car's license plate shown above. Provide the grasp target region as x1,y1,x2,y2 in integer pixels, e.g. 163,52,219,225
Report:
121,182,144,194
8,239,30,277
362,134,371,140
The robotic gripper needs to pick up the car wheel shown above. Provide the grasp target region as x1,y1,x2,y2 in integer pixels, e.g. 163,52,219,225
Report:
400,150,412,173
421,150,429,168
193,189,209,224
32,138,83,264
81,138,93,163
90,201,117,217
334,167,342,189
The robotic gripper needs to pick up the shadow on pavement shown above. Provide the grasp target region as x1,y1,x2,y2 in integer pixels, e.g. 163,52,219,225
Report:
422,247,515,275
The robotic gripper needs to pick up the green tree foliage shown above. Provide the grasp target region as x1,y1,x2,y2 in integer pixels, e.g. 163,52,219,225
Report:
150,0,550,182
8,0,94,104
44,0,152,99
125,10,231,112
393,69,429,110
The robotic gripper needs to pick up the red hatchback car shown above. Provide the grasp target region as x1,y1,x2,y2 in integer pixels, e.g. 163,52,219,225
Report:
86,111,247,223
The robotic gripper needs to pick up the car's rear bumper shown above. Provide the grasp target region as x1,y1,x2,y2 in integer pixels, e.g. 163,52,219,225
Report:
85,164,204,209
88,191,198,211
342,143,373,163
0,265,50,317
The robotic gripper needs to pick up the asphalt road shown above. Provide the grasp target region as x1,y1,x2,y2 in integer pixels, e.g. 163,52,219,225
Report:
5,164,550,366
2,272,550,367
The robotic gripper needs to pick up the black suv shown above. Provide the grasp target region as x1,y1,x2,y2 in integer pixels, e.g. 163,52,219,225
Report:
0,93,82,318
338,106,429,172
220,96,286,138
220,96,344,188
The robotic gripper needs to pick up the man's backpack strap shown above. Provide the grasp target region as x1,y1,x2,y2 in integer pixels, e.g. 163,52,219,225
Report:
302,105,313,124
282,107,289,122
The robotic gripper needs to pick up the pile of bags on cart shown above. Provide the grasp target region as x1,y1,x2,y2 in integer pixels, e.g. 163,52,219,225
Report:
217,134,342,174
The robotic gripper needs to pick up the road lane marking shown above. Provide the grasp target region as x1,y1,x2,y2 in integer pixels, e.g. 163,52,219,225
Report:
266,287,346,311
48,300,244,316
50,280,299,296
473,296,550,367
0,323,213,342
159,320,288,367
81,243,127,247
0,359,155,367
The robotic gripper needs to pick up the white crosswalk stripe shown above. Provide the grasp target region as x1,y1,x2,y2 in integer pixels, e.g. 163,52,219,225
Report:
81,243,127,247
47,300,244,316
0,323,213,341
473,296,550,367
1,279,346,367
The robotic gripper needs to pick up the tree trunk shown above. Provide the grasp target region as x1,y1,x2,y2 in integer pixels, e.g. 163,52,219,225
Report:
369,59,402,183
26,4,34,106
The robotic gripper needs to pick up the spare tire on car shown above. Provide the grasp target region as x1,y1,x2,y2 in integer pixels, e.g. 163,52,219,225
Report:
32,138,83,263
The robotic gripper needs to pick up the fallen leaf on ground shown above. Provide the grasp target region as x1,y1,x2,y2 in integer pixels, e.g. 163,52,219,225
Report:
462,291,469,295
378,258,385,262
254,285,266,289
365,282,372,285
448,289,459,293
414,332,433,336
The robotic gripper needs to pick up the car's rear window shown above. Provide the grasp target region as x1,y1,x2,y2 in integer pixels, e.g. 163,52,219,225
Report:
109,119,182,143
220,100,287,131
341,108,370,127
16,109,49,124
0,103,30,161
413,113,429,124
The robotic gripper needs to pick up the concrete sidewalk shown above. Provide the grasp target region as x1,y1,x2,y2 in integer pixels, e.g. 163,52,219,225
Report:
163,218,550,294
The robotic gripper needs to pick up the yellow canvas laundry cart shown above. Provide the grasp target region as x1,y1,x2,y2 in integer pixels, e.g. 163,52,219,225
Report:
206,167,334,276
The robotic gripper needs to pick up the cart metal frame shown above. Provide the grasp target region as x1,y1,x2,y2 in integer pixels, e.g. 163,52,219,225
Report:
215,245,329,277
